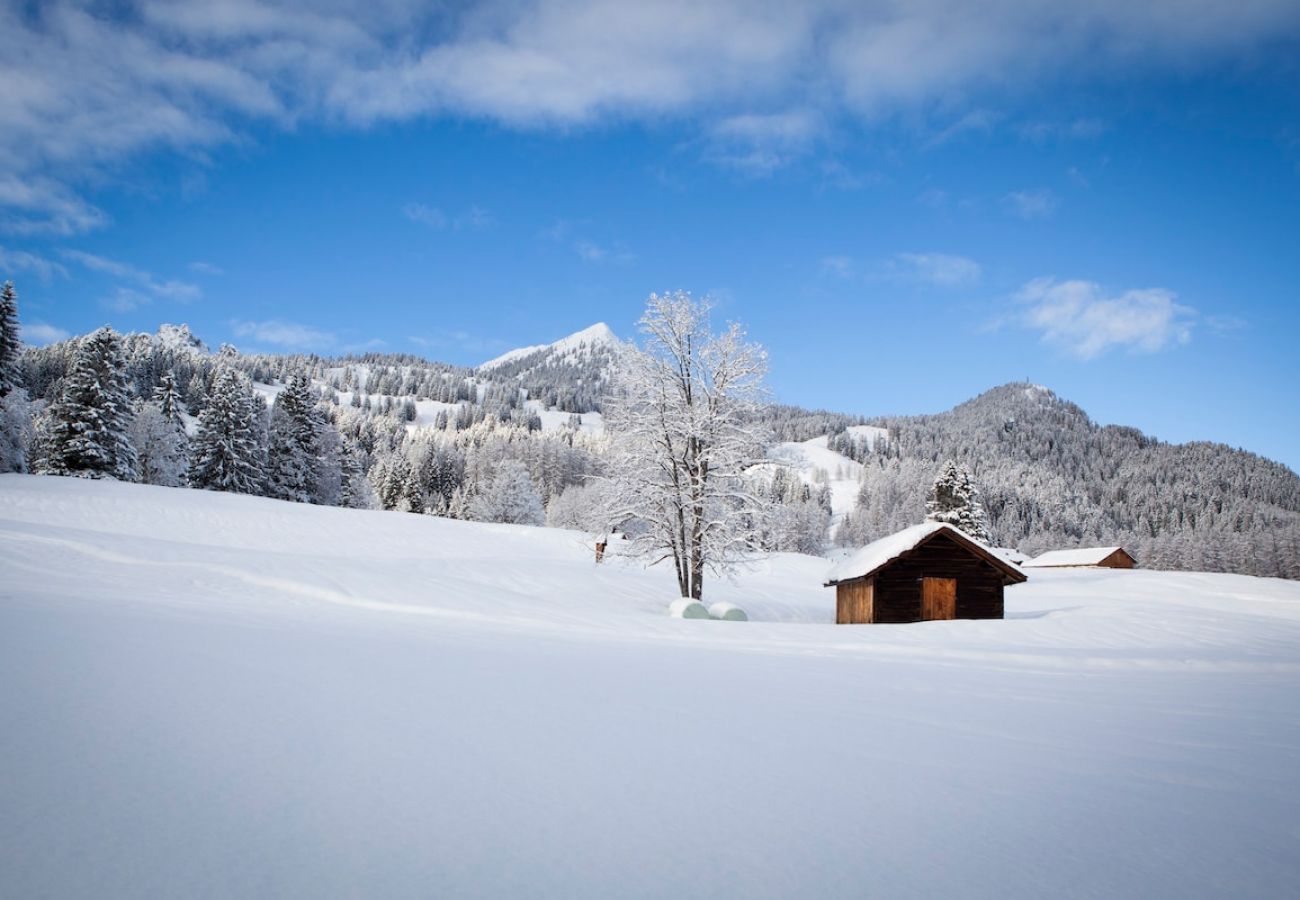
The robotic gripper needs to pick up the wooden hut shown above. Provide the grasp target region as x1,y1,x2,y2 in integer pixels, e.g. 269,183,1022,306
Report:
825,523,1027,624
1023,547,1137,569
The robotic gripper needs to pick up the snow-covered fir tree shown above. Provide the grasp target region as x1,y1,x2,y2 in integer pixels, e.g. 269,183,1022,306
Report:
604,292,770,600
267,374,325,503
190,367,264,494
42,327,138,480
0,280,29,472
924,459,992,543
129,400,189,487
469,459,546,525
0,281,20,398
152,372,186,428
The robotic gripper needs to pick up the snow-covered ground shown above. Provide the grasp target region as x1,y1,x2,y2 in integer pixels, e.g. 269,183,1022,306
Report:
2,474,1298,899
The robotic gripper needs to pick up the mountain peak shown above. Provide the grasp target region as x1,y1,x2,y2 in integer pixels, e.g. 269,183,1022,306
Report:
479,322,620,370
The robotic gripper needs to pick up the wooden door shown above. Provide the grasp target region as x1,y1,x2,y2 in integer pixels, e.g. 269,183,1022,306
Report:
921,577,956,621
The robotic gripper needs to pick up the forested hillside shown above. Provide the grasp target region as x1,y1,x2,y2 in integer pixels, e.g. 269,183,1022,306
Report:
834,384,1300,578
2,309,1296,579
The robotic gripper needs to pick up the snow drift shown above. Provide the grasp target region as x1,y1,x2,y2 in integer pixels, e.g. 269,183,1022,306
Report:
2,474,1299,899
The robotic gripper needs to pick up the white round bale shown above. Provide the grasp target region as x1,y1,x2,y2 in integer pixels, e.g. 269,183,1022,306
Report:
708,602,748,622
668,598,709,619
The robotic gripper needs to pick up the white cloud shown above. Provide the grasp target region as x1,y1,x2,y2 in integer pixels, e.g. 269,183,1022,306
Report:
1003,189,1058,220
1016,277,1195,359
23,321,72,345
893,252,982,287
820,256,854,278
410,330,507,355
403,203,494,230
63,250,202,302
103,287,151,313
0,246,68,282
188,261,224,275
572,238,633,264
230,319,335,349
2,1,1298,229
402,203,448,228
0,176,108,236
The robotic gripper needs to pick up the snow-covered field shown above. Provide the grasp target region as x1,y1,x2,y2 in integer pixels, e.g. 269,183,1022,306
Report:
2,474,1298,899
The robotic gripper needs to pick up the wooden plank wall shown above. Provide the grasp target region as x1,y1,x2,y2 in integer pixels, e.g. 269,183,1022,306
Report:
870,534,1005,622
836,578,874,624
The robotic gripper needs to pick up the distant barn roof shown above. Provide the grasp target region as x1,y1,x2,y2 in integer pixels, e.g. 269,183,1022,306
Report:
1023,547,1135,568
826,522,1027,586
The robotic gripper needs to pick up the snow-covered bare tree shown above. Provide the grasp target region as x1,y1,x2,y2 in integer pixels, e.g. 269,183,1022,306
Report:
129,400,189,487
604,291,769,601
43,327,138,480
925,459,992,543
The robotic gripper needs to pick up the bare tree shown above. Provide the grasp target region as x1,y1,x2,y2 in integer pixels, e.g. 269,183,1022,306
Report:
604,291,770,601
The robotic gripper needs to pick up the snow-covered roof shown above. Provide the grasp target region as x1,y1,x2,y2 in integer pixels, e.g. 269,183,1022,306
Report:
826,522,1026,585
1023,547,1131,568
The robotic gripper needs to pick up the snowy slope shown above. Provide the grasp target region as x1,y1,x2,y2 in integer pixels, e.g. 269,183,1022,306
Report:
3,474,1300,899
764,432,875,528
478,322,619,370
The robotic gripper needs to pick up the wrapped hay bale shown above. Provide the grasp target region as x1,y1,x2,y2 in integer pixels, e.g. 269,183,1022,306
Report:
668,598,709,619
708,602,748,622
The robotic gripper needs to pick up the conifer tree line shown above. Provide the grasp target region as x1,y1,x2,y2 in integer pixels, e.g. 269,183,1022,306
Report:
1,278,1296,580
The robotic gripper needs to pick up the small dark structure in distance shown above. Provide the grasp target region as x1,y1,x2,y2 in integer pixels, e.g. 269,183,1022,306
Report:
826,523,1028,624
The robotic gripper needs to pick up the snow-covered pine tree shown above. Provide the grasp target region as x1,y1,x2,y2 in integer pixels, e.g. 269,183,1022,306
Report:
0,280,29,472
925,459,992,544
267,374,323,503
0,281,20,398
470,458,545,525
153,372,186,429
189,367,264,494
43,327,139,480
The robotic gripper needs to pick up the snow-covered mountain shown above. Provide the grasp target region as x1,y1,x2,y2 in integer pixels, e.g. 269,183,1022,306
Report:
3,472,1298,898
478,321,620,370
476,322,623,413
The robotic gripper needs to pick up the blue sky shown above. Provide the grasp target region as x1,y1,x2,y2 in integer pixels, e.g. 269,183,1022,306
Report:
2,1,1299,468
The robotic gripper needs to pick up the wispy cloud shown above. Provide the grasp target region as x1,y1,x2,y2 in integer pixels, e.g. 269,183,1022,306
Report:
0,176,108,236
704,110,823,175
6,1,1295,230
230,319,335,350
103,287,151,313
410,330,507,356
63,250,201,304
819,255,854,278
573,239,634,264
1018,118,1108,142
402,203,494,231
1015,277,1195,359
23,322,72,346
1003,189,1058,220
891,252,982,287
188,261,224,275
0,245,68,282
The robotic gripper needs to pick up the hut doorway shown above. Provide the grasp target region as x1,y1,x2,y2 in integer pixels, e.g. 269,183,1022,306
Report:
921,578,956,620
